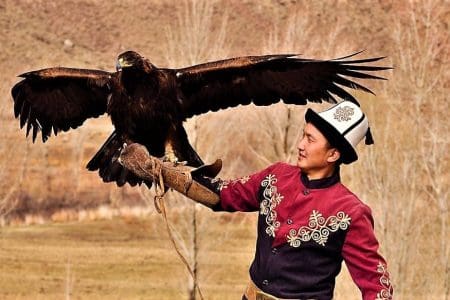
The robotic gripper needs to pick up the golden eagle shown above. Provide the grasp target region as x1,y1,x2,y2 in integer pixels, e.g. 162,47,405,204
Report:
11,51,389,186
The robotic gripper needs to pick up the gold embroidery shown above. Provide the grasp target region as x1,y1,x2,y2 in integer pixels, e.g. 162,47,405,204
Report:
217,179,230,191
260,174,283,237
239,175,251,184
217,175,251,191
287,210,351,247
376,262,393,300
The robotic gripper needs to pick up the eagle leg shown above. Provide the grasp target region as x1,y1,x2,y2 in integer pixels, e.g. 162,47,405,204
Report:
163,139,187,166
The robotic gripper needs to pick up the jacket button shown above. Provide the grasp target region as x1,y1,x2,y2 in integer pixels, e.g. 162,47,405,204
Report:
262,279,269,285
286,219,293,225
303,189,310,195
272,247,277,254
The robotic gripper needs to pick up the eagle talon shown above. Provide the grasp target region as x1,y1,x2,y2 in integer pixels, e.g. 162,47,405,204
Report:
118,143,127,165
163,150,183,166
163,158,187,167
175,160,188,166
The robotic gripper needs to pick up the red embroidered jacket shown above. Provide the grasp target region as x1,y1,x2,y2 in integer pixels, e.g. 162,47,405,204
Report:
216,162,393,300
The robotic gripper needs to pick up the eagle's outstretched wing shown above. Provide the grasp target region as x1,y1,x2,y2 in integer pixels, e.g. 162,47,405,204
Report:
11,67,113,142
175,52,390,118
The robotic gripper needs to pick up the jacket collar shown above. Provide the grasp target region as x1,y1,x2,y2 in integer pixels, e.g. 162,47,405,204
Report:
300,168,340,189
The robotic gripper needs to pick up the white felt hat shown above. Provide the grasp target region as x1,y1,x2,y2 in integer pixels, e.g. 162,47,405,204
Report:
305,101,374,164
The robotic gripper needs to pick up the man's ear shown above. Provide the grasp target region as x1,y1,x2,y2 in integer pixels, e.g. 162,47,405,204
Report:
327,148,341,163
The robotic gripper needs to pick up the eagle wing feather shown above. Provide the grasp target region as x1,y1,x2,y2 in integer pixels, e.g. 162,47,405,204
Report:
11,67,113,142
175,52,390,118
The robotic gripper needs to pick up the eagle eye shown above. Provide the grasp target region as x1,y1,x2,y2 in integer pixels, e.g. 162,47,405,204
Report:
117,57,133,70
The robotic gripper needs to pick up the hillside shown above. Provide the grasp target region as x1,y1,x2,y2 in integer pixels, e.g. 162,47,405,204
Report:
0,0,449,298
0,0,400,217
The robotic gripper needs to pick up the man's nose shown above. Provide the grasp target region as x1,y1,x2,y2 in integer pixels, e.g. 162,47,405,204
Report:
297,137,305,150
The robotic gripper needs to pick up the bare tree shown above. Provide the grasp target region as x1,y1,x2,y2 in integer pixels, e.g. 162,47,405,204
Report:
345,1,449,298
0,84,29,221
151,1,231,299
388,1,448,297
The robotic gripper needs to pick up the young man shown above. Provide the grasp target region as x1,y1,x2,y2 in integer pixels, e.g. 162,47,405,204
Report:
119,100,393,300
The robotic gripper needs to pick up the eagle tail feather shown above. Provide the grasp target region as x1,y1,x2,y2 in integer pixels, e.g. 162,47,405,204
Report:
86,131,120,171
86,131,147,187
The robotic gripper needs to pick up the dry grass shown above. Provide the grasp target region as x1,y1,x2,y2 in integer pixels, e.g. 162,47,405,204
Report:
0,212,256,300
0,0,449,299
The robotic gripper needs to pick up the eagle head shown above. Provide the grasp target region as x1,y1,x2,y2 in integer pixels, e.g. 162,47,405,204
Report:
116,51,152,72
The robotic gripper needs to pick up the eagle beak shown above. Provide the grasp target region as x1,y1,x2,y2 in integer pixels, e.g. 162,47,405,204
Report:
116,60,122,71
116,57,132,71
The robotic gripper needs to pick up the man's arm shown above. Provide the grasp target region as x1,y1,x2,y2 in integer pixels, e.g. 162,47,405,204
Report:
118,143,273,212
342,204,394,300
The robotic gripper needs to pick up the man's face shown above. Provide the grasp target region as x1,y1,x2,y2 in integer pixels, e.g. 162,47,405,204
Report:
297,123,339,178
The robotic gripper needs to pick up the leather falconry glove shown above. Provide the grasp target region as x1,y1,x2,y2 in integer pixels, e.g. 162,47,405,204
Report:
118,143,222,208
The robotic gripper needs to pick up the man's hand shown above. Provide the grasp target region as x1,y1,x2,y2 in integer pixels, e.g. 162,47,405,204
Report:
118,143,221,208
